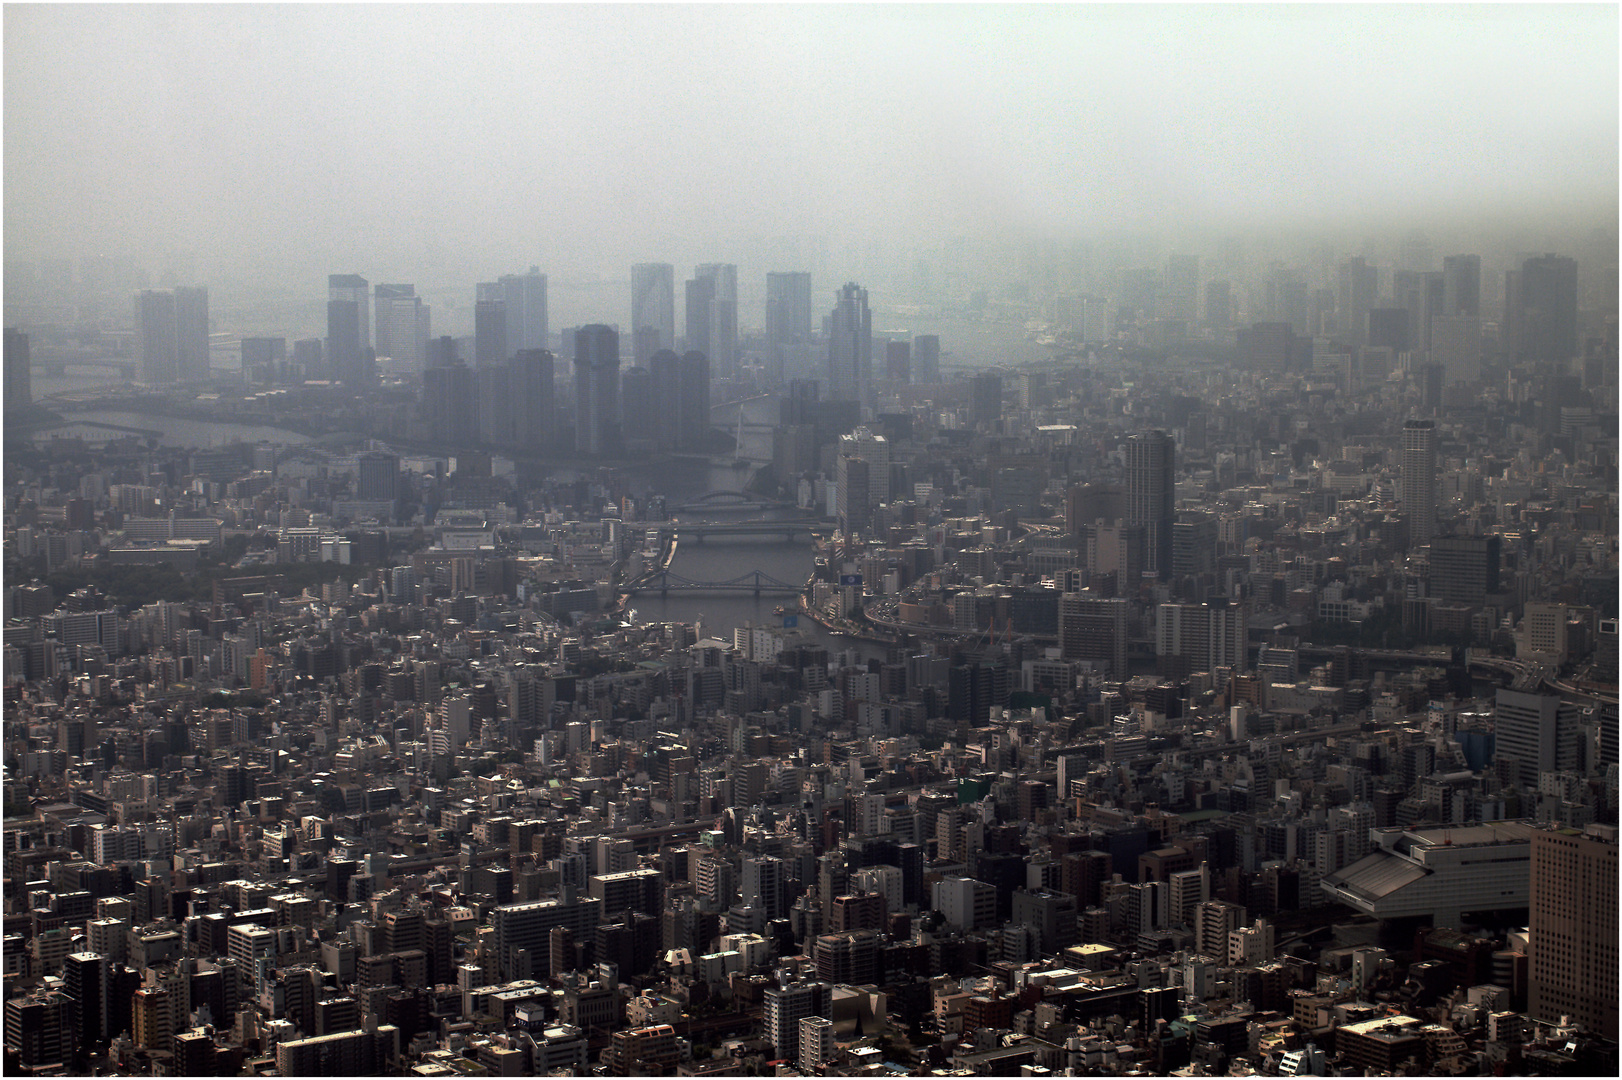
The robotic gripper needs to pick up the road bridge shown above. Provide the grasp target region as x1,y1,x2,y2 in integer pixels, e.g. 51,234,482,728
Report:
671,489,796,512
625,569,803,595
669,519,821,541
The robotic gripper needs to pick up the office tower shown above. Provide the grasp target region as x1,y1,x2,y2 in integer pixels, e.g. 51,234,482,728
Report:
1366,308,1410,352
1236,322,1307,374
1528,824,1618,1040
292,338,323,377
498,267,548,353
1058,594,1128,675
474,298,508,367
838,427,891,507
648,349,710,452
62,951,110,1048
1335,256,1377,347
426,335,458,369
1164,254,1200,323
1157,598,1246,677
826,282,872,400
1126,430,1176,580
913,334,940,383
687,264,738,378
328,274,369,383
632,263,676,361
1515,254,1579,364
136,290,179,383
765,271,813,384
1494,688,1588,788
969,372,1002,424
1430,314,1481,384
1400,419,1437,546
375,284,431,370
1204,280,1232,331
173,285,210,381
621,366,656,450
884,339,911,382
509,349,556,452
1429,534,1501,605
477,360,511,446
4,327,30,409
1442,254,1481,317
423,362,477,445
763,981,831,1061
574,325,620,456
240,337,286,381
356,452,400,502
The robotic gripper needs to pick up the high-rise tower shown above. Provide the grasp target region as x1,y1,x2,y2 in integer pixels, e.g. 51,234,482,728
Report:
632,264,676,361
574,325,621,456
1528,823,1618,1040
687,264,738,380
136,290,179,383
1400,418,1437,545
498,268,548,354
1515,254,1579,365
826,283,871,401
327,274,369,384
375,284,431,370
173,286,210,381
4,327,31,410
1125,430,1176,580
765,272,813,385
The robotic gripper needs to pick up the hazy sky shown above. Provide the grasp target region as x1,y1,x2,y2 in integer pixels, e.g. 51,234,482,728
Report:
6,3,1617,305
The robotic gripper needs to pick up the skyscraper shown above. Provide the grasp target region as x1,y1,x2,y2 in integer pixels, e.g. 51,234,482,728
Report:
765,271,813,384
423,361,476,445
1493,688,1587,788
1126,430,1176,580
1441,254,1481,317
327,274,369,384
574,325,620,456
499,268,548,353
1528,823,1618,1040
687,264,738,379
474,298,508,367
5,327,31,410
969,373,1002,425
1516,254,1579,365
509,349,556,453
1335,256,1377,347
632,263,676,360
1400,419,1437,546
173,286,210,381
826,282,871,400
375,284,431,370
649,349,710,452
913,334,940,383
136,289,179,383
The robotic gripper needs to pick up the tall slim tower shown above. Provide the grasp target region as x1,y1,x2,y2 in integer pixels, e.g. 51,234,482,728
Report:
173,286,210,381
913,334,940,383
136,290,179,383
1400,418,1437,546
574,325,621,456
1335,256,1377,347
687,264,738,380
375,284,431,370
765,272,813,384
632,264,676,360
1125,430,1176,580
1441,254,1481,317
498,268,548,353
1516,254,1579,365
474,298,508,367
327,274,369,383
4,327,31,409
826,283,871,401
1528,823,1618,1040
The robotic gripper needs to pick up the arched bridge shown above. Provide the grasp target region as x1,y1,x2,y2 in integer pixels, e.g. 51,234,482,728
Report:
626,569,803,595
